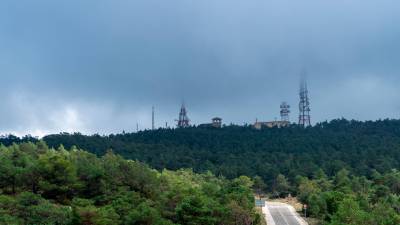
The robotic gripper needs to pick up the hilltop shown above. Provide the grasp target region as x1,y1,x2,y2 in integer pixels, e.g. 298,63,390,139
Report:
41,119,400,186
2,119,400,224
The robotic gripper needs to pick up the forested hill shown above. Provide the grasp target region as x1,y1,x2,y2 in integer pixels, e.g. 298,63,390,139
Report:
42,119,400,185
0,143,260,224
2,119,400,224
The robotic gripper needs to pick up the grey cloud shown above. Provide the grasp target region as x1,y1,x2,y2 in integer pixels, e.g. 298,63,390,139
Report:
0,0,400,136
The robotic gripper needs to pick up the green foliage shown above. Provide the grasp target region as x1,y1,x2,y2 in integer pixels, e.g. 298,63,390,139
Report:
0,192,73,225
307,194,327,219
0,142,261,225
297,177,321,202
41,119,400,186
295,170,400,224
176,194,219,225
328,198,369,225
3,119,400,224
253,176,267,197
37,149,79,202
273,174,290,198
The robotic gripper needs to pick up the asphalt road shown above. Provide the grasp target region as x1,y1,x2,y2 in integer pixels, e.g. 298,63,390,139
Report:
262,202,307,225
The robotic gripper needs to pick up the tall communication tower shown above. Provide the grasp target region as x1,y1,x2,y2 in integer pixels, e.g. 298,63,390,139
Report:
152,106,155,130
176,102,190,128
298,76,311,127
280,102,290,122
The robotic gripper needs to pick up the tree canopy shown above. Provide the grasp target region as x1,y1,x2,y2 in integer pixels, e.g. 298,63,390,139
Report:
0,142,261,225
41,119,400,186
3,118,400,224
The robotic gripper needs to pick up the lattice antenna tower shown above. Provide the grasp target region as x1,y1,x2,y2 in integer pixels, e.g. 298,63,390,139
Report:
298,74,311,127
280,102,290,122
176,102,190,128
152,106,155,130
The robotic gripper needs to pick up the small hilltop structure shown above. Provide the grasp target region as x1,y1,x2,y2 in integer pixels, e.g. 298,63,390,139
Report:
199,117,223,128
253,120,290,130
253,102,291,130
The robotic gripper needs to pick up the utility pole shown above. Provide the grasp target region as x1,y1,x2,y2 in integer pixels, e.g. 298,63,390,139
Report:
304,204,308,218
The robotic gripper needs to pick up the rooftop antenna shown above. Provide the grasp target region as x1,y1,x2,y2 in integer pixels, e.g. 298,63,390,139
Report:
298,71,311,127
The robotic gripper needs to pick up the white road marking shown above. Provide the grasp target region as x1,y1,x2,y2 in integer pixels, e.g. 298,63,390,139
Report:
277,208,290,225
262,203,276,225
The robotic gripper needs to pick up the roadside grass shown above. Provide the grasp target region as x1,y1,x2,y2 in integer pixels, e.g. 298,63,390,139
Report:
255,207,267,225
304,217,322,225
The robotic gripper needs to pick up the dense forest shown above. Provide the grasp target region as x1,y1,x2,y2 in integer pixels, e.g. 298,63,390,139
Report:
0,142,261,224
41,119,400,187
2,118,400,224
293,168,400,224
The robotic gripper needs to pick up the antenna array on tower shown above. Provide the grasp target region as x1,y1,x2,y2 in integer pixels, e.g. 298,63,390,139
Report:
298,76,311,127
176,102,190,128
280,102,290,122
152,106,155,130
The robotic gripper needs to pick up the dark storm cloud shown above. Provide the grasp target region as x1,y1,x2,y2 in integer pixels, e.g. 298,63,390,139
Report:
0,0,400,136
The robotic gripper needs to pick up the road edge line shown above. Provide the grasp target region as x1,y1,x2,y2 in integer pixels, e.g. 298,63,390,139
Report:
262,202,276,225
286,204,308,225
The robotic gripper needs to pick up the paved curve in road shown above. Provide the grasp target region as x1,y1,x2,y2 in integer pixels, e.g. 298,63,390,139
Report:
262,202,308,225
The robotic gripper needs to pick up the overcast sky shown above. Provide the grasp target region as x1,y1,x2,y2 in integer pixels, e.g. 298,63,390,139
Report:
1,0,400,136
